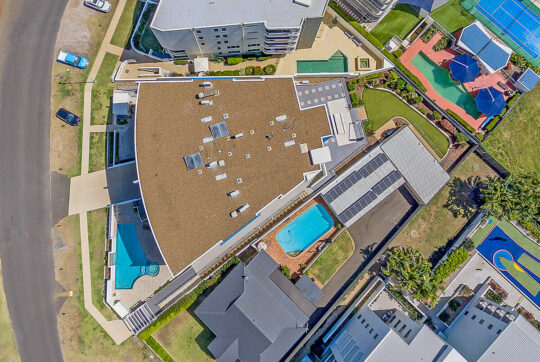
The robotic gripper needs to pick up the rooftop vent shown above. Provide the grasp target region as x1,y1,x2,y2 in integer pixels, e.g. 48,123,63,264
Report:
233,133,244,139
292,133,297,138
269,121,275,126
246,154,250,159
237,178,243,184
223,113,229,119
267,146,272,151
197,170,203,175
227,151,233,157
250,130,255,135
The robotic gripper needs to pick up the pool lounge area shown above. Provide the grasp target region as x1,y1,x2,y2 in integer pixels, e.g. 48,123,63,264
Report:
411,52,481,118
276,204,334,254
297,51,349,74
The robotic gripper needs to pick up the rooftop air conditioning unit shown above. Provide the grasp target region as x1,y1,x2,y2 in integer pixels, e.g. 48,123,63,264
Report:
237,203,250,213
216,173,227,181
227,190,240,198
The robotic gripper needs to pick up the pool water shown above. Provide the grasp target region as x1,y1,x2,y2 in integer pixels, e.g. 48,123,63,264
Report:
277,204,334,254
115,224,159,289
297,51,349,73
411,52,481,118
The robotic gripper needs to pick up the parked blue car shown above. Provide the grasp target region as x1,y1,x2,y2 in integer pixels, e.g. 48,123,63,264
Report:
57,50,89,69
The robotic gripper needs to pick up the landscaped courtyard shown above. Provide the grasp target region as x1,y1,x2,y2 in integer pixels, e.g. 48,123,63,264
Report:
391,153,496,262
362,87,450,158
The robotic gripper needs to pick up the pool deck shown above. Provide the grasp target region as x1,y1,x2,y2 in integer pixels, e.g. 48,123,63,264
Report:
260,196,339,278
401,32,514,131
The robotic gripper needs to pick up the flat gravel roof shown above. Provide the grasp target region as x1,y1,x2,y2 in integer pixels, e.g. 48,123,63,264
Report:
135,78,330,275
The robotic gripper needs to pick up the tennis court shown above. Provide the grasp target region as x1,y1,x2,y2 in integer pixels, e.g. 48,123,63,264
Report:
462,0,540,64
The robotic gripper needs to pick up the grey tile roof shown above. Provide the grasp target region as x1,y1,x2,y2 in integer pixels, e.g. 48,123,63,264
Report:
195,251,317,362
380,127,450,204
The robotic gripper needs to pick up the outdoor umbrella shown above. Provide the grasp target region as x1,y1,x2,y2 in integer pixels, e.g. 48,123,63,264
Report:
475,87,506,116
449,53,480,83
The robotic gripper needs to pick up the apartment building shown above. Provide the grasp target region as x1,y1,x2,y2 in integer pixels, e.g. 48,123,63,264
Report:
341,0,398,22
149,0,329,59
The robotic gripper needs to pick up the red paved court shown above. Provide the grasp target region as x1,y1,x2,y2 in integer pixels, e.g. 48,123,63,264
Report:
401,32,514,130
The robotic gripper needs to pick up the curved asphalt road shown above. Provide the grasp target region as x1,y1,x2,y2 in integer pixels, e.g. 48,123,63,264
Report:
0,0,67,361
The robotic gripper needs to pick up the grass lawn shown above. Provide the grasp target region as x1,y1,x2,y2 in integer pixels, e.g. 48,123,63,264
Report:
484,85,540,174
89,132,107,173
392,153,496,262
154,310,215,362
0,259,21,362
110,0,144,48
371,4,422,44
309,230,354,285
431,0,475,33
91,52,119,125
498,219,540,260
517,254,540,277
87,208,116,320
362,88,450,157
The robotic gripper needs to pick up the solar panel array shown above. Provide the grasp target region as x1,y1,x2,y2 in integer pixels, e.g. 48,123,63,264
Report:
209,121,229,139
338,190,377,224
371,170,402,196
184,152,203,171
324,153,389,203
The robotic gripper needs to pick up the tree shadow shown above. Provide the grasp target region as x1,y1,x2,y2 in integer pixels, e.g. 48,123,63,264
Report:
444,176,483,219
187,305,216,359
393,4,420,17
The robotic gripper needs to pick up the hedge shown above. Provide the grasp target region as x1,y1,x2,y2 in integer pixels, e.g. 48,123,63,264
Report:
145,336,174,362
173,60,188,65
432,246,469,285
222,70,240,76
387,288,422,321
328,1,383,50
393,49,404,58
139,257,240,340
258,56,272,61
382,49,427,92
347,81,356,91
506,93,520,108
445,109,475,133
485,116,499,131
350,92,361,107
226,57,243,65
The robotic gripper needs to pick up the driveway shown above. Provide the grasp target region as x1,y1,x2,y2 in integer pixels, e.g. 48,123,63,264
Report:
0,0,67,361
314,187,418,311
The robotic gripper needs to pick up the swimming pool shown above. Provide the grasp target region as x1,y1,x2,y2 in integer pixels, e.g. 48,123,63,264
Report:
115,224,159,289
411,52,481,118
277,204,334,254
297,51,349,73
477,225,540,307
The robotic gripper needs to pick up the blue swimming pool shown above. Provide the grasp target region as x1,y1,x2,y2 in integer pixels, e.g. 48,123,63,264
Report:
277,204,334,254
115,224,159,289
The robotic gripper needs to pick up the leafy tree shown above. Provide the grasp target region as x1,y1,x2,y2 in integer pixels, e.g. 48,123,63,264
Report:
481,173,540,225
449,298,461,311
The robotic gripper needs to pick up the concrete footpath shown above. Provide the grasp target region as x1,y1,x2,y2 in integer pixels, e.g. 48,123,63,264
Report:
75,0,133,344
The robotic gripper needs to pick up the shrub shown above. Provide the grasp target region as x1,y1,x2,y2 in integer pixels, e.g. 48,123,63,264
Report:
396,79,406,90
439,311,450,323
258,55,272,61
433,37,451,52
347,81,356,91
506,93,520,108
446,109,475,133
222,70,240,76
400,90,408,97
350,92,361,107
280,265,291,279
462,238,474,252
499,108,507,117
145,336,174,362
432,246,469,285
387,287,422,321
253,66,264,75
389,71,399,80
475,133,484,141
422,26,437,43
264,64,276,74
305,270,311,276
173,59,188,65
511,52,529,68
247,56,256,60
245,66,255,75
226,57,243,65
383,50,427,92
449,298,461,312
456,132,468,143
433,110,442,120
405,84,414,92
485,289,503,305
418,108,428,116
440,119,456,134
521,221,540,241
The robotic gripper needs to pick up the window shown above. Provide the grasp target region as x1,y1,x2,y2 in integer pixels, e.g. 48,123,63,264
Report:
479,319,485,325
196,30,201,33
488,324,493,330
497,329,502,335
201,43,206,45
215,35,220,38
217,47,221,50
217,41,221,44
218,52,223,54
361,318,365,324
464,311,469,316
198,36,203,40
214,28,218,32
365,323,370,329
223,34,227,38
222,27,226,31
373,334,378,339
369,328,374,334
224,40,228,44
471,315,477,320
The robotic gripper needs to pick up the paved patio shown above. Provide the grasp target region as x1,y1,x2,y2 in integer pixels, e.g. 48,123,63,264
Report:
400,32,514,130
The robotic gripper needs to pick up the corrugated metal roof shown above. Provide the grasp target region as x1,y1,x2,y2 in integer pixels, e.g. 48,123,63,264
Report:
295,275,323,305
381,127,449,204
458,22,511,72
